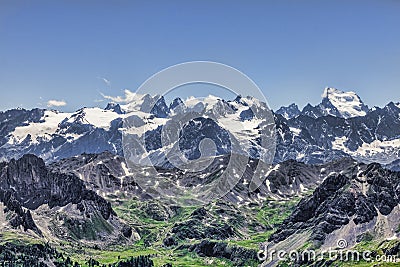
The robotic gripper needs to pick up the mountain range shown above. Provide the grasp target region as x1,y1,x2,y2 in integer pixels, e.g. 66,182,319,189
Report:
1,87,399,170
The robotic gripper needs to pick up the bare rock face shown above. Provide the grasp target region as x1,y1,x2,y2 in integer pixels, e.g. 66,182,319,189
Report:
269,161,400,247
0,154,136,245
48,151,148,198
276,103,301,120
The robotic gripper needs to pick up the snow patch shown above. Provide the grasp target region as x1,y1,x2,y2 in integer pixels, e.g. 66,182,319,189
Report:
10,110,72,143
70,107,122,129
289,127,301,135
332,136,400,164
265,164,280,177
265,179,271,191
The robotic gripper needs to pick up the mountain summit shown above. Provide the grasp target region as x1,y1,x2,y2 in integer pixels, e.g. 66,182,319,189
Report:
320,87,369,118
299,87,369,119
275,103,300,119
277,88,369,120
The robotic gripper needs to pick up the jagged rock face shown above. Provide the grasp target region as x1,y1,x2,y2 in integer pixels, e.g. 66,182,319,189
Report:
0,154,112,215
150,96,170,118
105,102,123,114
223,157,354,203
274,101,400,169
276,103,301,120
269,161,400,247
178,117,231,160
169,97,184,111
0,154,135,244
48,152,148,198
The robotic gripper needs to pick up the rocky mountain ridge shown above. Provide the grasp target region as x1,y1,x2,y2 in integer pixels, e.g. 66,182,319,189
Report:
1,88,399,172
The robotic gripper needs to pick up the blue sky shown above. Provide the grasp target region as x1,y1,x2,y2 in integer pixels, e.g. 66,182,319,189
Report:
1,0,399,111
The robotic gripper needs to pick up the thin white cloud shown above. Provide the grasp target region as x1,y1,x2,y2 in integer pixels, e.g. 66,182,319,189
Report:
98,77,111,86
101,89,137,103
47,99,67,107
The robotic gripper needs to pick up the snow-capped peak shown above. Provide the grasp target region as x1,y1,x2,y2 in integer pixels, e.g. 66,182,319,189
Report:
64,107,121,128
119,92,161,113
321,87,369,118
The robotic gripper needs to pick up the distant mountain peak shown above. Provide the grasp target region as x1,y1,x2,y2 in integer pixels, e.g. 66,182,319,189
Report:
105,102,123,114
150,96,169,118
320,87,369,118
276,103,300,119
277,87,370,119
322,87,346,98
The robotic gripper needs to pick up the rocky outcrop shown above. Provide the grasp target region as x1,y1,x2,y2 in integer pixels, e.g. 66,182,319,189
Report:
269,161,400,246
0,154,134,243
0,154,115,218
48,152,149,199
276,103,301,119
0,191,39,233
